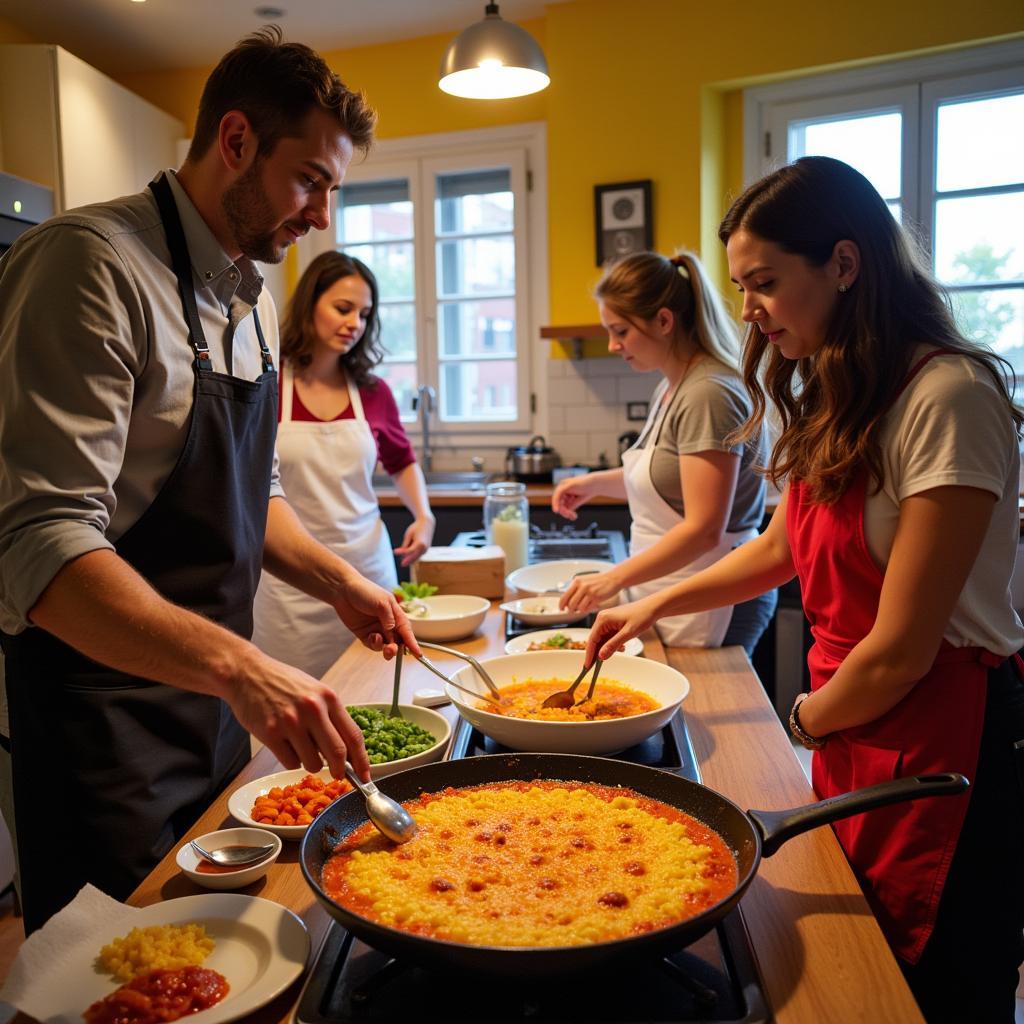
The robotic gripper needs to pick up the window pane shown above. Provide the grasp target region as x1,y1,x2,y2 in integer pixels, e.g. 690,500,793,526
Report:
436,170,513,234
790,111,902,199
345,242,416,301
936,93,1024,193
440,360,518,422
436,236,515,297
379,303,416,361
934,194,1024,284
438,299,516,357
950,287,1024,372
887,200,902,223
338,179,413,242
374,362,417,421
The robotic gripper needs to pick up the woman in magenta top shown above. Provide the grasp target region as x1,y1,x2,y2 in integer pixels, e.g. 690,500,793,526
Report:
253,252,434,678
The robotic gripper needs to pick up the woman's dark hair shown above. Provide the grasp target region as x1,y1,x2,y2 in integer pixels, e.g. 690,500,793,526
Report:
187,25,376,161
280,251,384,387
719,155,1022,504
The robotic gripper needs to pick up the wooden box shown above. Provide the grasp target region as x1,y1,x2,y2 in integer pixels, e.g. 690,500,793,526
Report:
412,545,506,599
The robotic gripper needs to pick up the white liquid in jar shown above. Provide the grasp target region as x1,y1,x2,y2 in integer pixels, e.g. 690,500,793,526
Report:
491,517,529,573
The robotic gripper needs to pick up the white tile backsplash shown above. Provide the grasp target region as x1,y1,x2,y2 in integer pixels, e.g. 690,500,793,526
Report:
548,356,658,466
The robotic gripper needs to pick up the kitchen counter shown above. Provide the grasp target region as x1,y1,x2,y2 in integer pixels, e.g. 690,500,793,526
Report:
90,606,924,1024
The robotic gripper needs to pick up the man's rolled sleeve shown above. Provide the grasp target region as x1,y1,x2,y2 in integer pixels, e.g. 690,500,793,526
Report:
0,224,143,633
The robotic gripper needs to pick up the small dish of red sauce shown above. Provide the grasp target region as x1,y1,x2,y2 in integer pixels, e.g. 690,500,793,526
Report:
175,827,281,890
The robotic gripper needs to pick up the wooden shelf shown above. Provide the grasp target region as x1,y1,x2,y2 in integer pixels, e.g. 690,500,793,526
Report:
540,323,605,358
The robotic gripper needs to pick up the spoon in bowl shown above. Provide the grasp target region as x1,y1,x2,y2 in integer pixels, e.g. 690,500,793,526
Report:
541,658,603,709
190,839,276,867
344,762,418,844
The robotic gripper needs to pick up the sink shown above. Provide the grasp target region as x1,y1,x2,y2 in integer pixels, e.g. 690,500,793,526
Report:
372,471,492,492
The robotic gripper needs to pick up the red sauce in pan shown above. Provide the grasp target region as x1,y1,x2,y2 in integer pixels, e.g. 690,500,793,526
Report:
83,966,229,1024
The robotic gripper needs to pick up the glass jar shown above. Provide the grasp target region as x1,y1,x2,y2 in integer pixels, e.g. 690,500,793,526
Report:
484,481,529,573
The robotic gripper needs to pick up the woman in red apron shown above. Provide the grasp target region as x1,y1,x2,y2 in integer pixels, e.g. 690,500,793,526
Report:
587,156,1024,1023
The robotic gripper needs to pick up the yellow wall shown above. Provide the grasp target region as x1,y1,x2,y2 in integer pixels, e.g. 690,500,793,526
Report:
107,1,1023,326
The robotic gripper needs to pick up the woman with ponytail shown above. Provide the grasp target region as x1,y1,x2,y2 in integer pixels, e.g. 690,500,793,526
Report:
551,249,776,653
586,157,1024,1022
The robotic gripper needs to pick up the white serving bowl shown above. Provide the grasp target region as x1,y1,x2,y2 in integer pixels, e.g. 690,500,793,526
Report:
445,650,689,755
505,559,617,600
175,826,281,890
504,627,644,658
499,596,590,627
349,702,452,778
407,595,490,642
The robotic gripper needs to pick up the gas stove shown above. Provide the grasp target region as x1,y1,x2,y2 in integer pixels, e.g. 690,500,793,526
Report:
453,522,629,564
294,715,769,1024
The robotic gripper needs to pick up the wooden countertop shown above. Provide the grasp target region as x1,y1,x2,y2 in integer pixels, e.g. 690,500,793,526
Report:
94,605,923,1023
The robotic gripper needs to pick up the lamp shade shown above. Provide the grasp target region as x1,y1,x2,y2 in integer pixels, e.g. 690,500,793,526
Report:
439,3,550,100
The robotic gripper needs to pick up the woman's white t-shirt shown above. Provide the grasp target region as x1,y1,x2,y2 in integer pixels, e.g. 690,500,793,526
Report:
863,349,1023,656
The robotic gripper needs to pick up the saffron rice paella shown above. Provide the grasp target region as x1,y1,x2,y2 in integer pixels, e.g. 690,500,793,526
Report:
321,780,736,947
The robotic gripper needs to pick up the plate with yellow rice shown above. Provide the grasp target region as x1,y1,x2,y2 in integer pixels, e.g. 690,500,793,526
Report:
26,893,309,1023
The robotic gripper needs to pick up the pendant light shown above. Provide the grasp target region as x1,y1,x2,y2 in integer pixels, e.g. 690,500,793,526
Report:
439,2,550,100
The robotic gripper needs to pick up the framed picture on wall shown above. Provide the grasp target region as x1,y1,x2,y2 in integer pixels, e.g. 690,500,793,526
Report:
594,180,653,266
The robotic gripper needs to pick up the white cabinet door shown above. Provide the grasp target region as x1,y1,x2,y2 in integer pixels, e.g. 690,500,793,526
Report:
56,48,140,209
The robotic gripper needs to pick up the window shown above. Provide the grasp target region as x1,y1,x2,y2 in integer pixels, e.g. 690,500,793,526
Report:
301,124,546,438
746,40,1024,375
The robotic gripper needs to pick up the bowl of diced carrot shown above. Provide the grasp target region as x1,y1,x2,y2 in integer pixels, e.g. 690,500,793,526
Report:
227,768,355,840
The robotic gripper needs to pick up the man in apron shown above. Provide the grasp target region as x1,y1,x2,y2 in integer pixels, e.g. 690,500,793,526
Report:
0,28,417,932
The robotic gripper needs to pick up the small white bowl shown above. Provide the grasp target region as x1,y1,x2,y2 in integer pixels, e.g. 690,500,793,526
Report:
499,596,590,627
407,595,490,642
175,827,281,890
505,627,644,657
228,768,350,840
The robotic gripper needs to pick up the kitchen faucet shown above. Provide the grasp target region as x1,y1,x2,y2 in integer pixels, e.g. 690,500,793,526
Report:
411,385,436,473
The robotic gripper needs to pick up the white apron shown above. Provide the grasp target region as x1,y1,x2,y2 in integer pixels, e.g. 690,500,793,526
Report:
252,365,398,678
622,379,757,648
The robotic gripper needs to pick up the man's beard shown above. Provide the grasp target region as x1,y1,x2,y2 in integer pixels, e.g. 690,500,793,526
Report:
222,159,294,264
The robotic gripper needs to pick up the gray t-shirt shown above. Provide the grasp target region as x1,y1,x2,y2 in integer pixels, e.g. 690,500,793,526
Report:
639,359,766,533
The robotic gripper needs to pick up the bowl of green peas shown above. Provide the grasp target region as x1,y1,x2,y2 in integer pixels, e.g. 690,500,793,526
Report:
347,703,452,779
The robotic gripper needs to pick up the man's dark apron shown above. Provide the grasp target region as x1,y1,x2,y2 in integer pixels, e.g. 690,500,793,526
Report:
0,173,278,932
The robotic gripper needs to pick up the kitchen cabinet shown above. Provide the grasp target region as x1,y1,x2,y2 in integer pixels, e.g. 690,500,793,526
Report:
540,323,605,360
0,44,183,211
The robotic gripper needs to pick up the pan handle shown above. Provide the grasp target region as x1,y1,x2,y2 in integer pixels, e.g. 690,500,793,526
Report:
749,772,969,858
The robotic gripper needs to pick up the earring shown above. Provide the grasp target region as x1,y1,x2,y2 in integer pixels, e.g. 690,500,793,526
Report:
838,283,849,293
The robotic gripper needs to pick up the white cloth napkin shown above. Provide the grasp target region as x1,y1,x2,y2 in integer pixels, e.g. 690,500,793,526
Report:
0,884,138,1022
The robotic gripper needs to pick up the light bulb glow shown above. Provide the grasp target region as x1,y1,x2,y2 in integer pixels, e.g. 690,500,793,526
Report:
439,66,549,100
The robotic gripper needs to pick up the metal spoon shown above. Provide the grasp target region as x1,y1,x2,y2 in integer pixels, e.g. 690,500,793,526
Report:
541,658,603,709
388,645,404,719
344,762,417,844
190,839,275,867
540,569,600,596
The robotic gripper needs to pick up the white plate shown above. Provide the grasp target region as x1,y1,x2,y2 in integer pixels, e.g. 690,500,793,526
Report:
40,893,308,1023
499,596,590,627
228,767,351,840
504,627,644,658
505,559,616,597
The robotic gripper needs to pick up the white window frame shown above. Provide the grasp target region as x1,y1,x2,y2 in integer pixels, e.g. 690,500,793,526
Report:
298,122,549,447
744,38,1024,227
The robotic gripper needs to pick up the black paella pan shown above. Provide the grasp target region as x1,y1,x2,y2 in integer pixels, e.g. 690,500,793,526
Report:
300,753,967,975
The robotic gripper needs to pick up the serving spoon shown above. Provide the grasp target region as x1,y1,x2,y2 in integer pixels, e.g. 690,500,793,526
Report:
344,762,418,844
541,658,603,709
190,838,276,867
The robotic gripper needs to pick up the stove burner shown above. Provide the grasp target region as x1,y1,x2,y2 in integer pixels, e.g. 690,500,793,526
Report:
452,524,628,565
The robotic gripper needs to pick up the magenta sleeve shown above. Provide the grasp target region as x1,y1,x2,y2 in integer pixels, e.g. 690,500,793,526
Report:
361,379,417,475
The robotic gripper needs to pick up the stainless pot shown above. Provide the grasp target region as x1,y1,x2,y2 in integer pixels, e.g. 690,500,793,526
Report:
505,435,562,482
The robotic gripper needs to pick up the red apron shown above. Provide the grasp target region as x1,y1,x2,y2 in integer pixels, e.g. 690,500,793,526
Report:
787,350,1004,964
